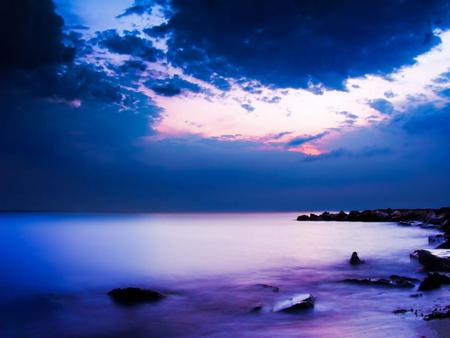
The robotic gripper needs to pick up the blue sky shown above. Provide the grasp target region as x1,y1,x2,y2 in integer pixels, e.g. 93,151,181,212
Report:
0,0,449,211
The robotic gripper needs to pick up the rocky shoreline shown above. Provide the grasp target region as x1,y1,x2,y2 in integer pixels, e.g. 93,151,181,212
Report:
298,207,450,321
106,208,450,325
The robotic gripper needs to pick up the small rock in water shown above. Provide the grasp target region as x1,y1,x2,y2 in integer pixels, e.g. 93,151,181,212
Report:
393,308,410,314
273,294,315,313
409,293,423,298
108,287,165,305
418,272,450,291
343,275,417,288
349,252,363,265
249,304,263,313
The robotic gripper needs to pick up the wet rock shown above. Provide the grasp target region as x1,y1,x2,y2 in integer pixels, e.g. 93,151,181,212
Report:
108,287,165,305
349,252,363,265
409,293,423,298
296,207,450,225
399,221,413,226
343,275,418,288
415,249,450,272
436,239,450,249
250,304,263,313
418,272,450,291
423,305,450,321
393,308,410,314
273,294,315,313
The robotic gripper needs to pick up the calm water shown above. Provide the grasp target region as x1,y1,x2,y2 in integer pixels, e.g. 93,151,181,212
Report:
0,213,449,337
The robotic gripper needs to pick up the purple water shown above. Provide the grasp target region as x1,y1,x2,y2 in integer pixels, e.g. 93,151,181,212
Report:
0,213,449,337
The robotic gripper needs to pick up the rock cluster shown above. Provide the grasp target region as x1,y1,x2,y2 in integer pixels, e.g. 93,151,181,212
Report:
297,208,450,228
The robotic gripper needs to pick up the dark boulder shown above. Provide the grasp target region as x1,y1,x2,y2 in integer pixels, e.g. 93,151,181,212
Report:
418,273,450,291
349,252,363,265
415,250,450,271
436,239,450,249
297,215,310,221
336,211,348,221
108,287,165,305
309,213,320,220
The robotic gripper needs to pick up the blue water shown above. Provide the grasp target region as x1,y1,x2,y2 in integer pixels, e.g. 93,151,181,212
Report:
0,213,448,337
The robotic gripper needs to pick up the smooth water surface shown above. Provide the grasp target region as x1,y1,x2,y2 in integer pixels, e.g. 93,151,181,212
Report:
0,213,448,337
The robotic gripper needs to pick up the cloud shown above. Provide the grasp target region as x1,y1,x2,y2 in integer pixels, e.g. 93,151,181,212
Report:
146,75,202,97
95,29,161,60
143,0,450,88
287,132,328,147
368,98,396,115
0,0,74,70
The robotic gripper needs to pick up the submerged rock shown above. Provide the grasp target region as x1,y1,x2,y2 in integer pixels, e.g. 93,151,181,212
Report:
272,294,315,313
343,275,418,288
393,308,410,314
418,272,450,291
423,305,450,321
108,287,165,305
249,304,263,313
415,249,450,272
349,252,363,265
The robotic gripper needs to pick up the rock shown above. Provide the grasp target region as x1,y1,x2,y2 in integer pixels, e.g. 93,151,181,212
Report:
399,221,413,226
272,293,315,313
336,211,348,221
296,207,450,225
349,252,363,265
415,249,450,272
250,304,263,313
393,308,410,314
423,305,450,321
428,234,445,244
256,284,280,292
436,239,450,249
418,272,450,291
343,275,418,288
409,293,423,298
108,287,165,305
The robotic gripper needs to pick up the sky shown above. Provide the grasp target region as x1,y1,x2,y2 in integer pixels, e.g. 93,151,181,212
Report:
1,0,450,212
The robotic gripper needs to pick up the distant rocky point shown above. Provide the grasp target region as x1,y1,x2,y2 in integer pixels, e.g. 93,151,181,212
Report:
297,208,450,228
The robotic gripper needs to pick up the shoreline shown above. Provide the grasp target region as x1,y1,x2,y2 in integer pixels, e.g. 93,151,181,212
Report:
298,207,450,321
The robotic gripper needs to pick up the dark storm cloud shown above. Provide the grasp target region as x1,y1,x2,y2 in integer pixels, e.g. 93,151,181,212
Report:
0,0,74,70
146,75,201,96
142,0,450,89
287,132,328,147
96,30,161,60
0,0,162,211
